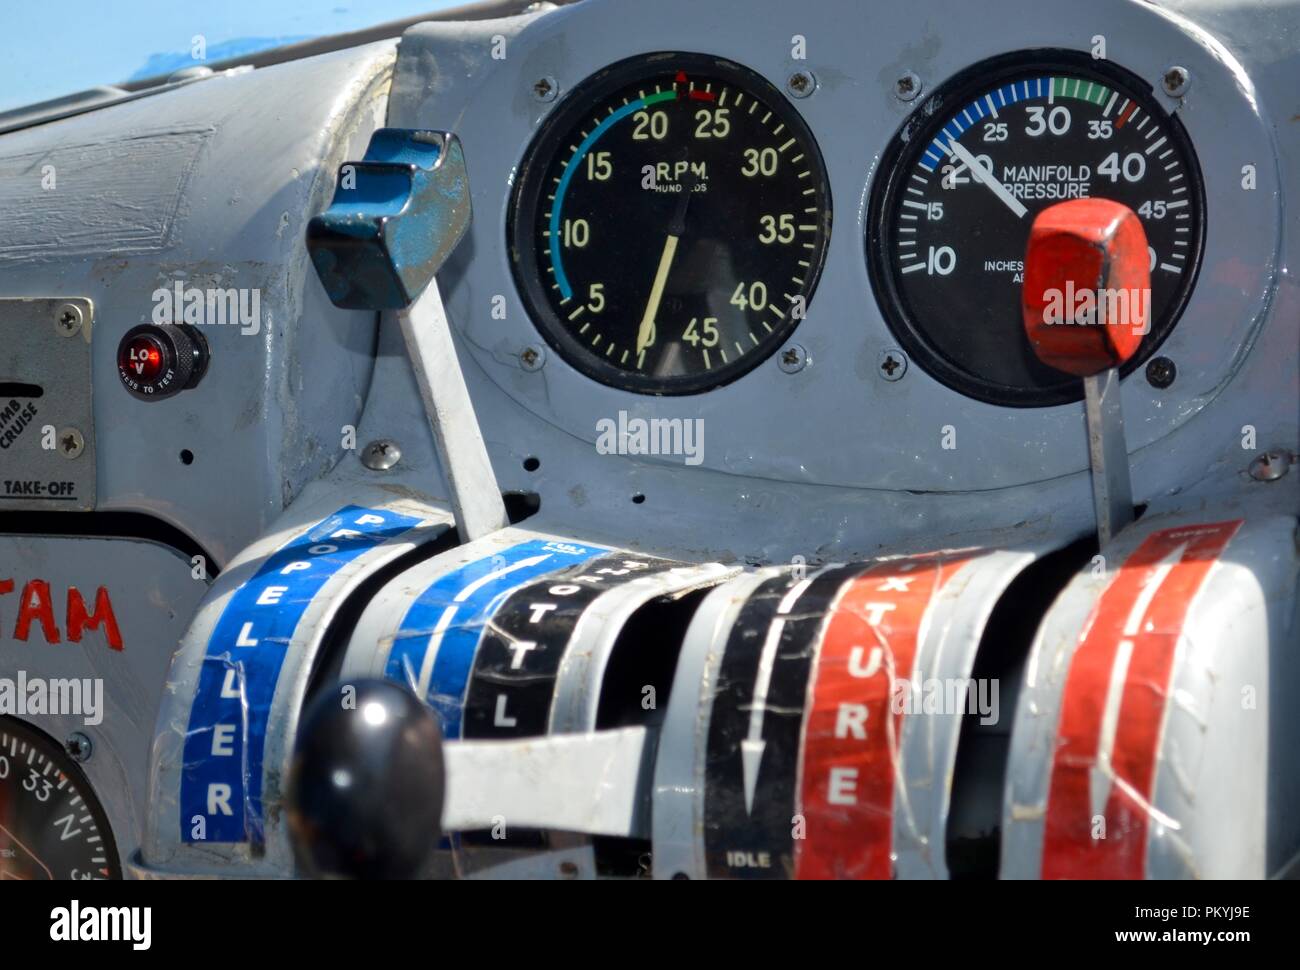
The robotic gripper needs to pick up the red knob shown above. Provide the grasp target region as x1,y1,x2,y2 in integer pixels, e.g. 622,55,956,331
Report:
1022,198,1151,378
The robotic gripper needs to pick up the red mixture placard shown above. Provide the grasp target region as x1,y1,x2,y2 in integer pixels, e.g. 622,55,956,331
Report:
1041,520,1242,879
795,555,967,879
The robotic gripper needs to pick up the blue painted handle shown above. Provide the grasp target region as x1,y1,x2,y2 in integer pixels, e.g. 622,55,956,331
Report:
307,129,471,310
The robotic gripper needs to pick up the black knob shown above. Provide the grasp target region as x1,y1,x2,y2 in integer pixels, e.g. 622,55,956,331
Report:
286,679,445,880
116,323,208,400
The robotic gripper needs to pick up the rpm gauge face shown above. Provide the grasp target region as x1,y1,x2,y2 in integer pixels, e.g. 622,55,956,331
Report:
0,718,120,880
510,52,832,394
869,52,1205,406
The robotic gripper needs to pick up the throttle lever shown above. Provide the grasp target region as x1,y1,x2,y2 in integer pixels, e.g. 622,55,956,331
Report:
1022,198,1150,547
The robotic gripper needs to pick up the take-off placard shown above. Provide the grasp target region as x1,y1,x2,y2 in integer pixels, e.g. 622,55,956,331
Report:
0,298,95,511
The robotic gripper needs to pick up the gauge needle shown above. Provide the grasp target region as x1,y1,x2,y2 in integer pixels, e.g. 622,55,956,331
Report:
947,137,1027,219
636,235,679,354
636,174,695,355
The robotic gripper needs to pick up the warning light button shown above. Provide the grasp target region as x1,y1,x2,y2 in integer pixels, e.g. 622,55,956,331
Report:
116,324,208,400
120,333,166,383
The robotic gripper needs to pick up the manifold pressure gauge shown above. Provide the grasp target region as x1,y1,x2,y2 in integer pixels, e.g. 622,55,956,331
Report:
868,51,1205,406
509,52,833,395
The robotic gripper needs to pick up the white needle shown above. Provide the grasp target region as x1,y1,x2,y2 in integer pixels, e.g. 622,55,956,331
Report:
636,234,679,354
947,137,1027,219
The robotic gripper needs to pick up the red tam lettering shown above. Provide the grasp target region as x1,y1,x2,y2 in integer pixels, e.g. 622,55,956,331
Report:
66,586,124,652
14,579,60,643
0,579,12,634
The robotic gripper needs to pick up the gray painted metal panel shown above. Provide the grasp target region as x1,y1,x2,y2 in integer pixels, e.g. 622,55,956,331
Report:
0,535,209,873
347,0,1295,567
0,299,95,510
0,43,400,563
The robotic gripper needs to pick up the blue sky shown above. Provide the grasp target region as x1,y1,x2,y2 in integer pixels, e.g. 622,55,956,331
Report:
0,1,469,112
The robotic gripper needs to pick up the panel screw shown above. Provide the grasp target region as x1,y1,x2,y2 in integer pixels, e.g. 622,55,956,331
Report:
55,303,83,337
558,860,580,878
1162,66,1190,98
878,348,908,381
519,345,546,371
1248,450,1290,482
532,76,558,103
57,427,85,459
1145,356,1177,389
65,732,93,763
361,439,402,471
895,72,922,102
778,344,807,373
787,71,816,99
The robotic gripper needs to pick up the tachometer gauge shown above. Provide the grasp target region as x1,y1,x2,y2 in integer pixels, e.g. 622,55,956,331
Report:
510,52,832,395
0,718,120,880
868,51,1205,406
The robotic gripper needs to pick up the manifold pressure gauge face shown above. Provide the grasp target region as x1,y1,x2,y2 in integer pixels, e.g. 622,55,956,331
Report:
510,52,833,395
868,51,1206,406
0,718,121,879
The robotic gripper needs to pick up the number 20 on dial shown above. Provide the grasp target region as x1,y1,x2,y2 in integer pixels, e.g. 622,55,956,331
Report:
509,52,833,394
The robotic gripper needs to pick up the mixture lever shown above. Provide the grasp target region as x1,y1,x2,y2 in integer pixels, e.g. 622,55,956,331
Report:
1022,197,1150,547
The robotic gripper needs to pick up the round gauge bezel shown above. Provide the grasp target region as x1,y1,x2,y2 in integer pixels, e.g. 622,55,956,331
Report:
866,49,1207,408
508,50,834,396
0,716,122,880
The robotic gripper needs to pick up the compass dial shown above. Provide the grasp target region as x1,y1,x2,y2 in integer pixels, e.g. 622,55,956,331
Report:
0,719,120,880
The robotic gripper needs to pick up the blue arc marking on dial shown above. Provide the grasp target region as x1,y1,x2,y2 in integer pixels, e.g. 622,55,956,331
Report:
918,77,1047,172
549,91,678,301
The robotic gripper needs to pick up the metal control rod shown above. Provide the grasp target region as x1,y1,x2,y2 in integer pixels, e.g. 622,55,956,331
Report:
1082,368,1135,547
394,282,507,541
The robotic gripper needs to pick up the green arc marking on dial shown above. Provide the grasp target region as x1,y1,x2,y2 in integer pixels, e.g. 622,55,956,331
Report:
549,88,679,300
1052,75,1112,105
